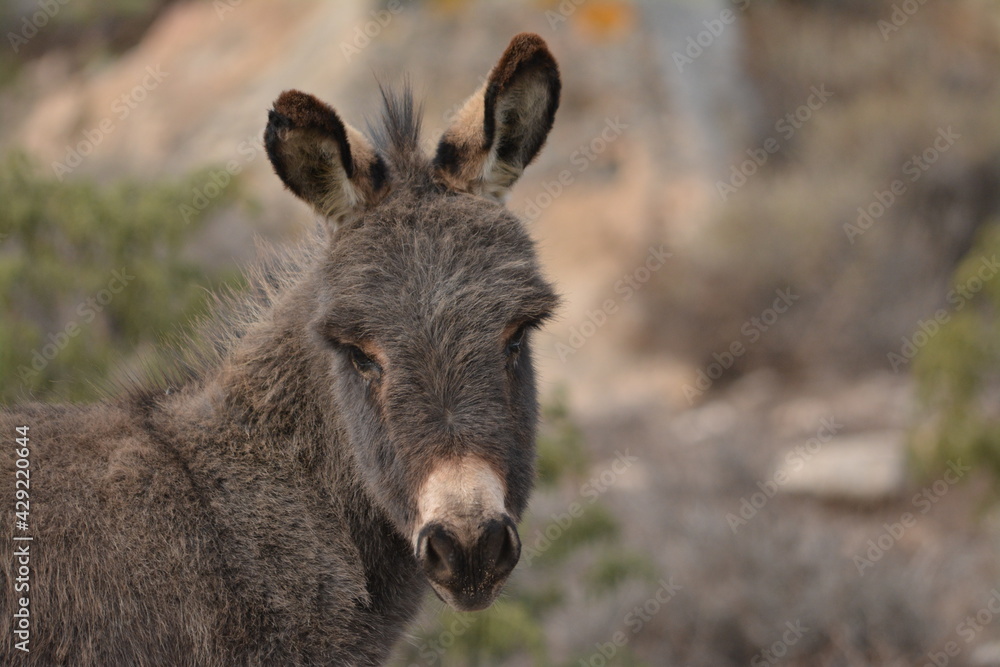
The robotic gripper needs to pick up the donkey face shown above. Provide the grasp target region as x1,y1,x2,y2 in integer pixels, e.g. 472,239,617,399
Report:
264,34,560,612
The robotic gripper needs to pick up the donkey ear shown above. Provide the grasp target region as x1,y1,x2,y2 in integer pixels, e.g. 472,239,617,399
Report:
433,33,560,202
265,90,389,224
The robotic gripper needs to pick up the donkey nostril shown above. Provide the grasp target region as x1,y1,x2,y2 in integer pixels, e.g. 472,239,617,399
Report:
421,525,459,582
418,518,521,595
482,518,520,579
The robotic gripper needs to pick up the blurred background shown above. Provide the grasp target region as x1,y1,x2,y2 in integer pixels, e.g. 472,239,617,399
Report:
2,0,1000,664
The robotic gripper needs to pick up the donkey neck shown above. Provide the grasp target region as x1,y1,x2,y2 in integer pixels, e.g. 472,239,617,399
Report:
220,286,321,428
205,278,426,614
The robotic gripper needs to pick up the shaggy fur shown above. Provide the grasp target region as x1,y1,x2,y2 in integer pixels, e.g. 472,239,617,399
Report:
1,33,560,665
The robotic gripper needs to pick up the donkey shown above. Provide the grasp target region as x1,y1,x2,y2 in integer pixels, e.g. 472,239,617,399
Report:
1,33,560,665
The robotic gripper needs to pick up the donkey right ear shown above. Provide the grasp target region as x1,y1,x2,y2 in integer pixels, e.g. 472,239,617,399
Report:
433,33,560,202
265,90,389,224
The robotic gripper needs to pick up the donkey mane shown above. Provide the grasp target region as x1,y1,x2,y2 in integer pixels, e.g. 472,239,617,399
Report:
111,231,317,401
367,82,428,185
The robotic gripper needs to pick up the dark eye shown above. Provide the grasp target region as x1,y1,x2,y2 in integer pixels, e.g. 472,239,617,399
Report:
506,324,530,357
346,345,382,379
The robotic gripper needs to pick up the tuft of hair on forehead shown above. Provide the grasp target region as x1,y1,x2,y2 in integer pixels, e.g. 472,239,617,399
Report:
367,81,429,186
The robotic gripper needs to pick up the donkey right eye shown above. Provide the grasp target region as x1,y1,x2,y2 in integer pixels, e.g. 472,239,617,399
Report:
345,345,382,379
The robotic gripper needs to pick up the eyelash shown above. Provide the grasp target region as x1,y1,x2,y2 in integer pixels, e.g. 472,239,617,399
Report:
329,318,543,378
334,342,382,380
506,322,538,358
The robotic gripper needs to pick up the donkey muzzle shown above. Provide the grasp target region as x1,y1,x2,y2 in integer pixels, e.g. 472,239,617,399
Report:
416,515,521,611
413,455,519,611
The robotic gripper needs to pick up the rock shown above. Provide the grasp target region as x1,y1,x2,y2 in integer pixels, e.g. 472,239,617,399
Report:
775,430,907,502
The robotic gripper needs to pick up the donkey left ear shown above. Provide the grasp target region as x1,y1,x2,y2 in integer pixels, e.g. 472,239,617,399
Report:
265,90,389,225
433,33,561,202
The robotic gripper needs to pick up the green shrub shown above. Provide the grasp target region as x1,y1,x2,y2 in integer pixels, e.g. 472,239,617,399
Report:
911,221,1000,480
530,503,619,567
0,152,242,403
427,604,548,666
536,385,588,486
584,550,659,598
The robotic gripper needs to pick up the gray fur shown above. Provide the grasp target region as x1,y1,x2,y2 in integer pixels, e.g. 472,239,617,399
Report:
1,33,559,665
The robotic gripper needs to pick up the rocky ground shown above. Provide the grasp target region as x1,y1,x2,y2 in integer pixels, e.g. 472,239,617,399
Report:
485,369,1000,665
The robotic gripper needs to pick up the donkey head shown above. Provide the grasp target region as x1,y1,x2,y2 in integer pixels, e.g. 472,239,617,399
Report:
264,34,560,611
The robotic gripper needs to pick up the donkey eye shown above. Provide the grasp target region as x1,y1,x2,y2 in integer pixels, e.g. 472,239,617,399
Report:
506,324,530,357
346,345,381,378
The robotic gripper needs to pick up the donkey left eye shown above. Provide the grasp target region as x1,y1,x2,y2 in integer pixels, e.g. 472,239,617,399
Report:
505,325,529,357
